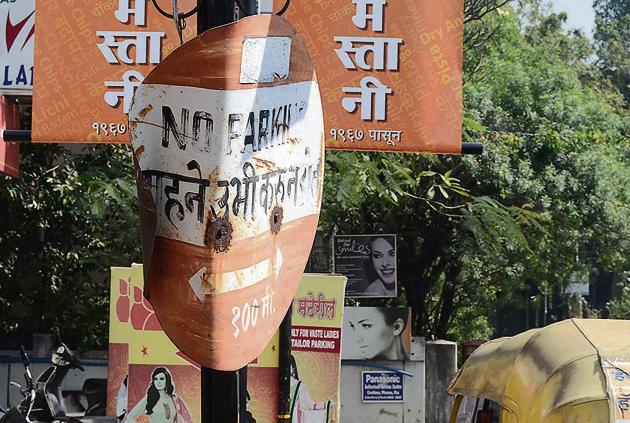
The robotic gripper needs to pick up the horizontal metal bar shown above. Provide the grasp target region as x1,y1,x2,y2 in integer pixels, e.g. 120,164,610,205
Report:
1,130,31,143
461,142,483,155
0,131,484,156
340,360,415,377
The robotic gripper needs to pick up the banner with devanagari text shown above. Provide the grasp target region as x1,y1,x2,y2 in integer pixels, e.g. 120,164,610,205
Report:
31,0,196,143
279,0,464,153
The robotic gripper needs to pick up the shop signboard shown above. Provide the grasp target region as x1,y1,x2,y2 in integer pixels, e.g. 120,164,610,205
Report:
129,15,325,370
280,0,464,153
0,0,34,95
361,371,404,403
31,0,196,142
333,234,396,298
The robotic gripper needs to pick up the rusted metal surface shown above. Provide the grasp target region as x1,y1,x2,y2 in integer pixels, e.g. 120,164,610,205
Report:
129,15,324,370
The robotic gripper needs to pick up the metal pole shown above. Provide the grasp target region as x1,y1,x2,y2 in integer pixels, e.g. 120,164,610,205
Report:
277,305,293,423
196,2,250,423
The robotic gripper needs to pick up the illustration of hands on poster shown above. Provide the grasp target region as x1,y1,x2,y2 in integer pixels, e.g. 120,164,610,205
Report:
248,274,346,423
108,265,200,423
107,267,132,418
342,307,412,361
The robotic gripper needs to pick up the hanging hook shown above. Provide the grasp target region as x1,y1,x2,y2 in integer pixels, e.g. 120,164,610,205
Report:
151,0,203,19
276,0,291,16
172,0,183,44
150,0,203,44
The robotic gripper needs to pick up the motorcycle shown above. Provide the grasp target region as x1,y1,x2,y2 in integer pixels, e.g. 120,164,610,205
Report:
0,343,111,422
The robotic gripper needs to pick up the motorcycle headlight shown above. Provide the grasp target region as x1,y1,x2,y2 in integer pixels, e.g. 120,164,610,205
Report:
52,352,70,366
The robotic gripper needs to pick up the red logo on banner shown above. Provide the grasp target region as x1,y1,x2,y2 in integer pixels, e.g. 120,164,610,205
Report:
295,292,336,320
5,11,34,52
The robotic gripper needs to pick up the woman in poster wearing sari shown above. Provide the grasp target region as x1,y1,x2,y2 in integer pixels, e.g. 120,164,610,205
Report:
289,355,335,423
125,367,192,423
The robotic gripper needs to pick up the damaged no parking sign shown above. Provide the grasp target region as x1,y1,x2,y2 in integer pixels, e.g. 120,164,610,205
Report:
129,14,325,370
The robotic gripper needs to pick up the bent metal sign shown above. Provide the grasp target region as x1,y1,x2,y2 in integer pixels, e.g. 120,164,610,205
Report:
129,15,325,370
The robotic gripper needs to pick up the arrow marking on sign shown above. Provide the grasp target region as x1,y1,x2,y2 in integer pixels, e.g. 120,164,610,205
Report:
188,247,284,302
188,267,207,302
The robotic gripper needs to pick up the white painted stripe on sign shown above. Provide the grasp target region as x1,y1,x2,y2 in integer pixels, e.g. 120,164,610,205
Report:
188,247,284,297
240,37,292,83
130,81,324,247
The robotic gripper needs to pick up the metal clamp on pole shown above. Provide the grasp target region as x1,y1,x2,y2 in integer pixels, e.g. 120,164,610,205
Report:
257,0,273,14
1,130,32,143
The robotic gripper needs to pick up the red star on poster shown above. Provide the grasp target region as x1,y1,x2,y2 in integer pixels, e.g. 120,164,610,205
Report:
141,345,148,356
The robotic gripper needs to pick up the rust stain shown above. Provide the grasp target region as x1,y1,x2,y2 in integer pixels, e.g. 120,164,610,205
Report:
138,104,153,119
252,157,276,171
269,206,283,235
134,145,145,161
205,214,233,253
207,168,220,184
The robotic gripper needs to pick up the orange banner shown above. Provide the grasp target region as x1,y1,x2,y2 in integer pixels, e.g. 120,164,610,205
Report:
0,96,20,178
31,0,196,143
280,0,464,153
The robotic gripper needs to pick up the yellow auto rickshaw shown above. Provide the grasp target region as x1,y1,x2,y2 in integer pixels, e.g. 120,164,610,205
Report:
448,318,630,422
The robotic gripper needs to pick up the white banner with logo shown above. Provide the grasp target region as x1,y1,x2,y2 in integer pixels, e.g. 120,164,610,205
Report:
0,0,34,95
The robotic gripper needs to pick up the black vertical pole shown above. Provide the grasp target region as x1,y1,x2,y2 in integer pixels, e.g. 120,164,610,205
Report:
197,0,237,31
277,306,293,423
197,2,248,423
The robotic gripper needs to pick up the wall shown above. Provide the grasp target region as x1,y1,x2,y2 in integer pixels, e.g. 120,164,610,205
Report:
340,337,426,423
425,340,457,423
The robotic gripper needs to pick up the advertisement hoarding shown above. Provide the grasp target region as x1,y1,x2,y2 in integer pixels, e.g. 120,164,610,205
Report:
342,307,411,361
108,268,346,423
248,273,346,423
333,234,396,298
106,265,201,421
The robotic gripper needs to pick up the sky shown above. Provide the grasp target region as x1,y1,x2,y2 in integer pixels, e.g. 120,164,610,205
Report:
549,0,596,36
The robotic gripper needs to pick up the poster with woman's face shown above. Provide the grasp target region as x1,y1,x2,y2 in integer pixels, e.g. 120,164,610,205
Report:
333,235,397,298
342,307,412,361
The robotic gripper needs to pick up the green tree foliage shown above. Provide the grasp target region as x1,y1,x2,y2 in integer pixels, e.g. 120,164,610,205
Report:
1,0,629,350
594,0,630,102
321,1,630,342
607,273,630,319
0,145,140,349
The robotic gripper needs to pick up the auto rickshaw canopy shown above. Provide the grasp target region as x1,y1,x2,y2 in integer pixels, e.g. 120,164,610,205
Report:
448,318,630,423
